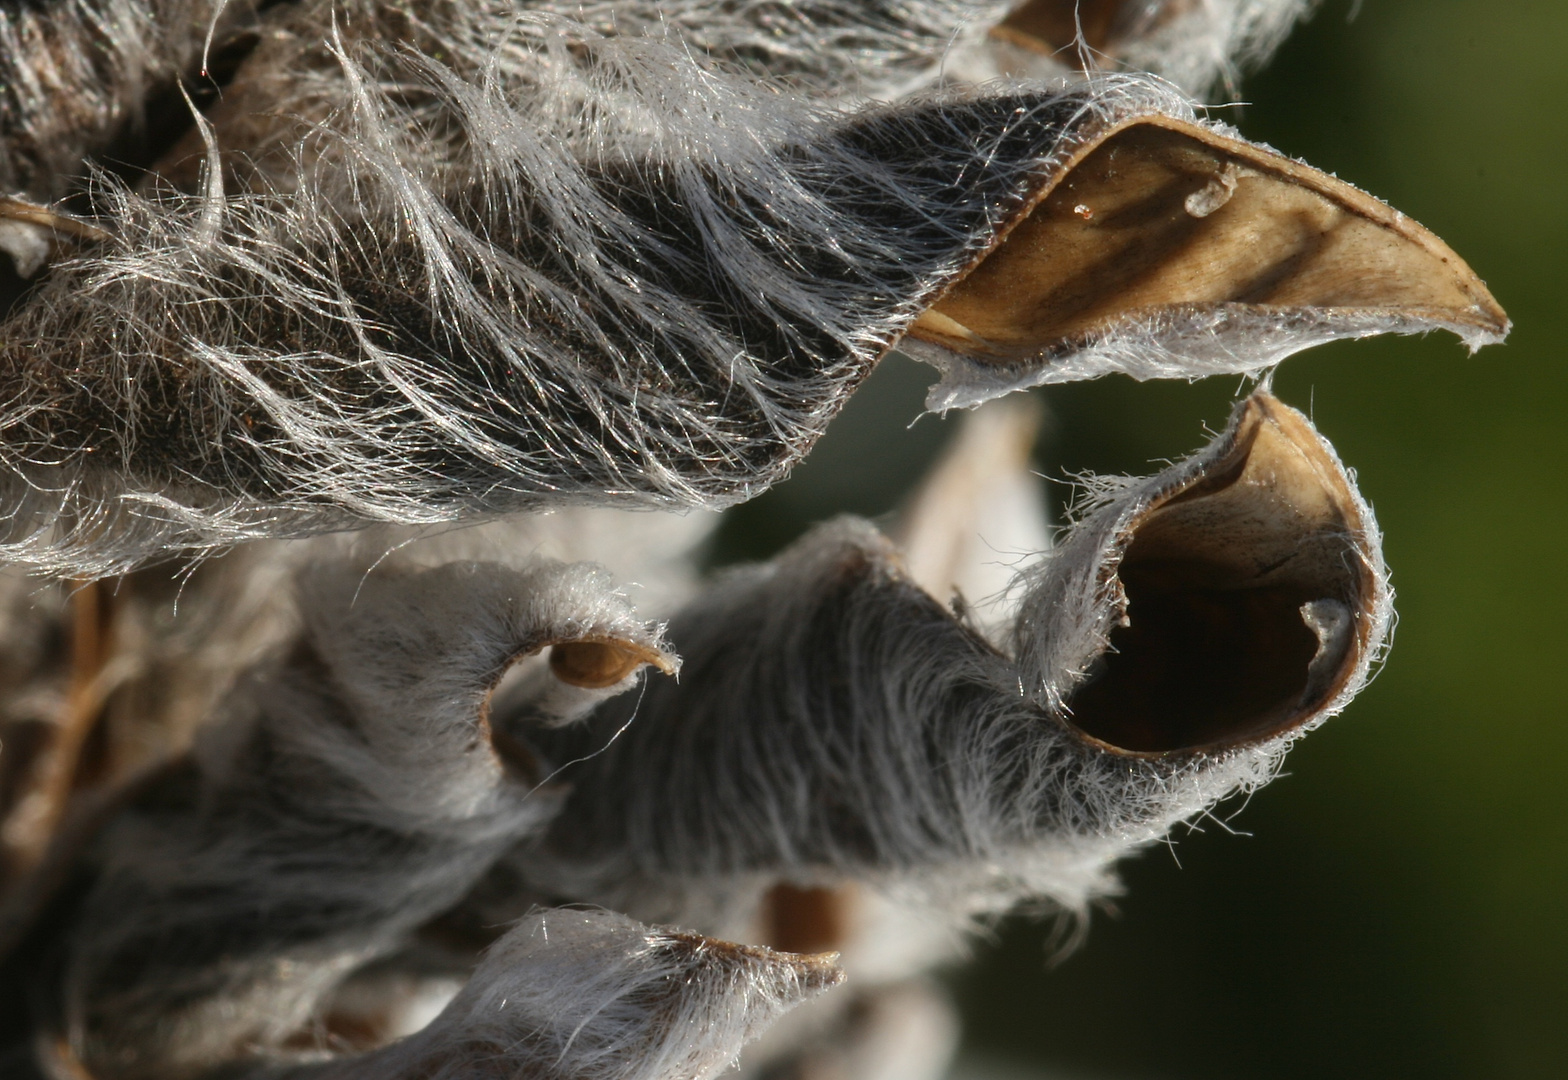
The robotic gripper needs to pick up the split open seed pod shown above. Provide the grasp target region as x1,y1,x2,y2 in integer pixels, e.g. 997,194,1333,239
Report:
904,113,1509,410
1021,389,1389,756
514,393,1389,907
322,910,843,1080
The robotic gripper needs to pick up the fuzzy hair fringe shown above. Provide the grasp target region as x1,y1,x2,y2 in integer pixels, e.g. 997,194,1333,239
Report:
0,12,1197,577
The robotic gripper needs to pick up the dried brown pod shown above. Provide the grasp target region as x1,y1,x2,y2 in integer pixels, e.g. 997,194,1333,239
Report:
906,114,1509,407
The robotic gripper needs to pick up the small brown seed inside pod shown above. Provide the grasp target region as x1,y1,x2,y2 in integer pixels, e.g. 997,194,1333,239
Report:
1063,393,1377,755
549,638,672,689
761,883,858,956
908,117,1508,362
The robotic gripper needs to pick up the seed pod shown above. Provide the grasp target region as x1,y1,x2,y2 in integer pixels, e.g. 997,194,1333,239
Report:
516,391,1389,923
32,909,841,1080
904,112,1509,409
0,23,1503,578
302,910,842,1080
15,557,672,1080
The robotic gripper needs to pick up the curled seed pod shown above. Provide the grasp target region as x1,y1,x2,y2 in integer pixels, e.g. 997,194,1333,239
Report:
9,558,671,1080
1014,390,1381,752
0,20,1502,577
513,391,1388,923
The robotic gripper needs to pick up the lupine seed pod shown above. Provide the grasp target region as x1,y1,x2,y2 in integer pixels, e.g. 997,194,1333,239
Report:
904,110,1510,408
0,2,1507,1080
9,558,671,1080
256,910,842,1080
0,18,1503,578
29,909,841,1080
511,391,1388,924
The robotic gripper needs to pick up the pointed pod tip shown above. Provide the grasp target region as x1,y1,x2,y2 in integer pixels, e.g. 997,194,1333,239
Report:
907,114,1511,377
666,930,847,998
783,951,848,995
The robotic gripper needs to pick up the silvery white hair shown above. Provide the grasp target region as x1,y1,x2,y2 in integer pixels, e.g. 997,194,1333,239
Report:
0,2,1505,1079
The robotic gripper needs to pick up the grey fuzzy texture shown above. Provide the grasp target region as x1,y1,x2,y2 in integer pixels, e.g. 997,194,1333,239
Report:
47,557,671,1079
0,5,1474,580
3,396,1390,1080
0,4,1453,1079
504,394,1392,928
0,15,1147,577
0,0,258,200
263,909,841,1080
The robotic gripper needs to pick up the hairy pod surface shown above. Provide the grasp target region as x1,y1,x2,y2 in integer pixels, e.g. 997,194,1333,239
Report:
0,19,1503,577
0,3,1512,1078
497,392,1387,927
2,558,672,1079
252,910,842,1080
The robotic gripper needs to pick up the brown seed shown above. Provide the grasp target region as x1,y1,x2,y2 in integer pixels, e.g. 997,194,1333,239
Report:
761,882,858,956
548,638,673,689
909,116,1509,363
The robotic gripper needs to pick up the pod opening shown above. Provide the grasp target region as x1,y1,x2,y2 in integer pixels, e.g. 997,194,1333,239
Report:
1062,396,1373,755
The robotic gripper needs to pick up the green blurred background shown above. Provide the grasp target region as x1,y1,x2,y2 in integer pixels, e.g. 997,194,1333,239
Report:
714,1,1568,1075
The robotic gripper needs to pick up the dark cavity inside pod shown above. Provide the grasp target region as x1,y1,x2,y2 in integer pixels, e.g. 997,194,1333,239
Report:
1064,394,1378,755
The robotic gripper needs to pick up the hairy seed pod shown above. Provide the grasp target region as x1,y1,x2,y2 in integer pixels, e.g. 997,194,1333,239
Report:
0,21,1502,577
6,558,672,1079
0,3,1507,1079
248,910,843,1080
511,391,1388,928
